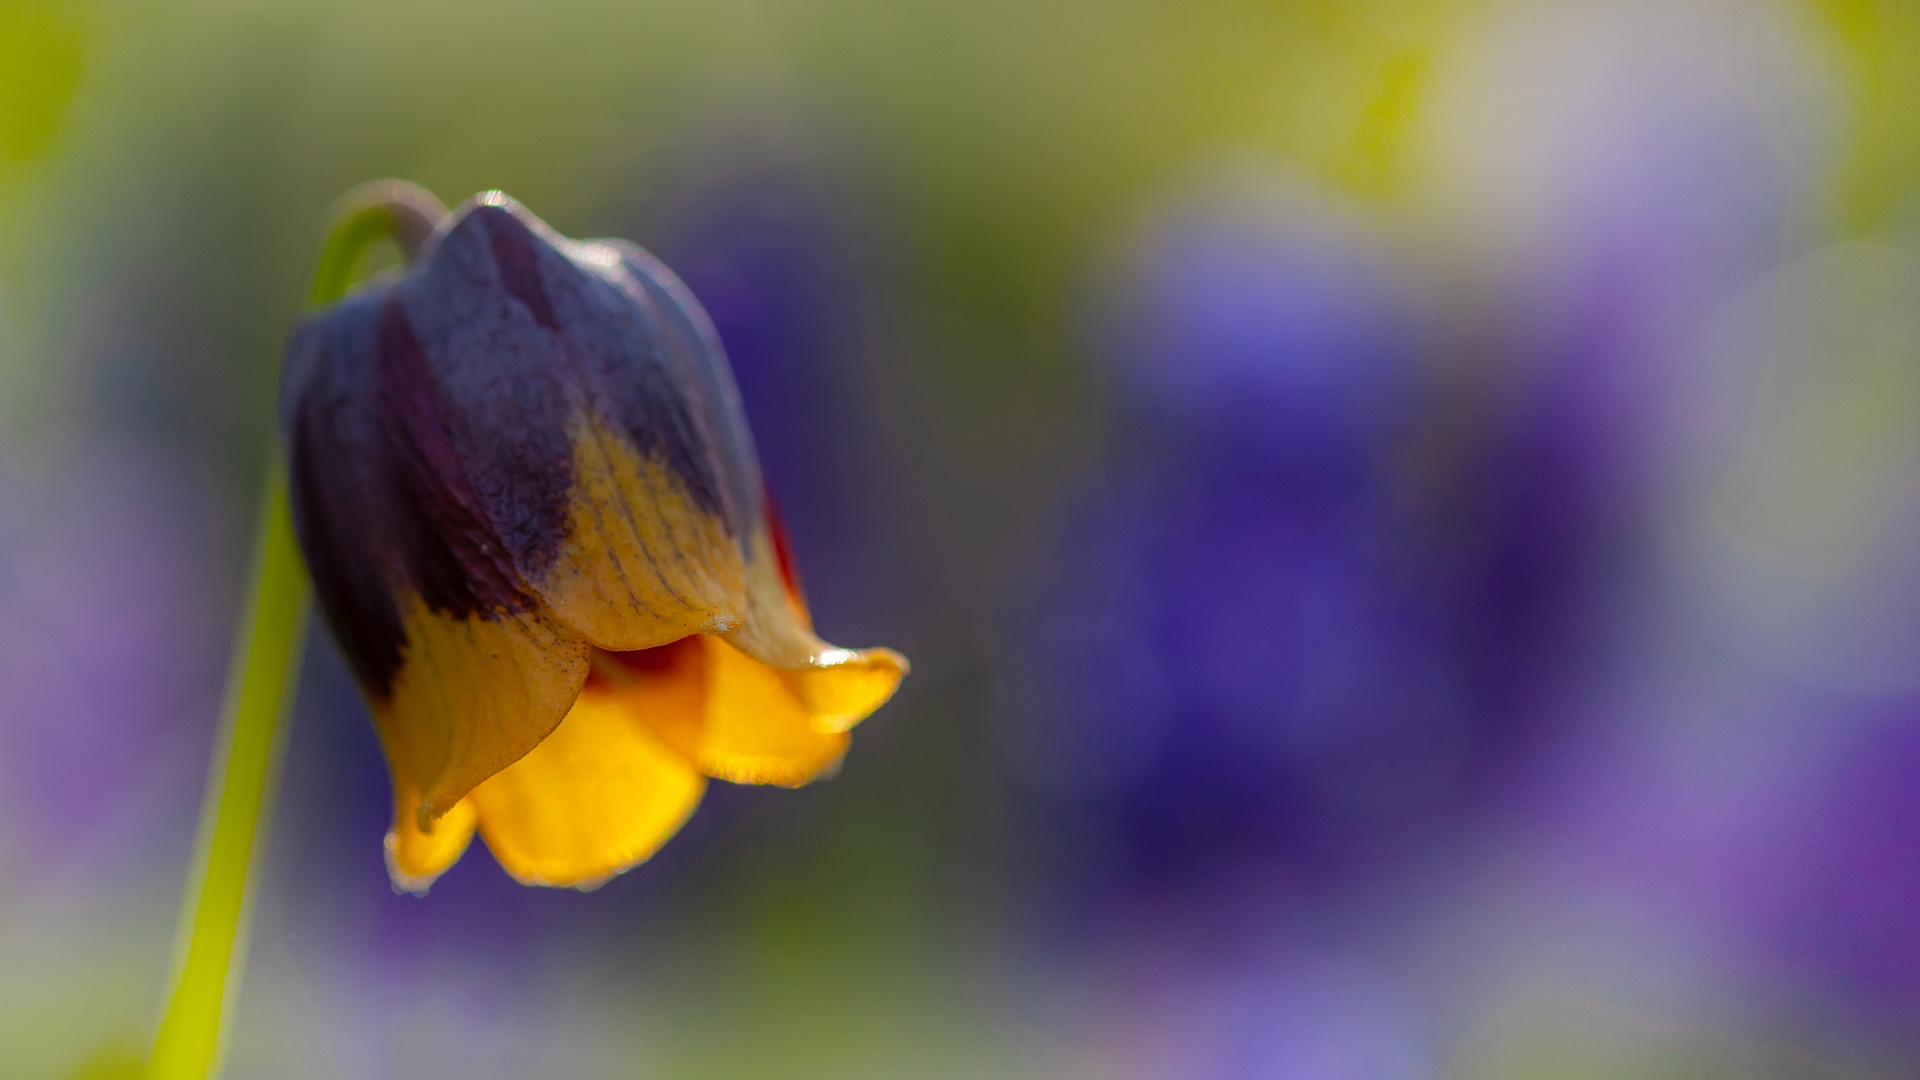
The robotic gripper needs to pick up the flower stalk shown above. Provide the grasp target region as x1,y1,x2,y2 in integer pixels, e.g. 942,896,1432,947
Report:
147,181,447,1080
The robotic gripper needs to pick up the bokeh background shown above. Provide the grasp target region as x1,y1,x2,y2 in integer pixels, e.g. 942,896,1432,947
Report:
7,0,1920,1076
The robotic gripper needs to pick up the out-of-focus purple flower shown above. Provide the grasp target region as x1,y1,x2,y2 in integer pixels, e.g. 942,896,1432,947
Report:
1438,2,1822,721
1741,710,1920,1044
1105,204,1420,468
1550,243,1920,1057
999,188,1482,938
1517,671,1920,1061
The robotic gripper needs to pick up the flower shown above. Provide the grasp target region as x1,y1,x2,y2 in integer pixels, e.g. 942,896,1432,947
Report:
280,192,907,892
999,193,1466,906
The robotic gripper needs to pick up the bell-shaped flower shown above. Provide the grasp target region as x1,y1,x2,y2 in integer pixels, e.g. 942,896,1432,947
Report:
280,192,906,891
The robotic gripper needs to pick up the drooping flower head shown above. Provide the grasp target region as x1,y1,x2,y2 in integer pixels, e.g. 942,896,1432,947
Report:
281,191,905,892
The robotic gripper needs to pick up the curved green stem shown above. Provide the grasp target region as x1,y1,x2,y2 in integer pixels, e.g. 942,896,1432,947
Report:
147,181,447,1080
304,179,446,306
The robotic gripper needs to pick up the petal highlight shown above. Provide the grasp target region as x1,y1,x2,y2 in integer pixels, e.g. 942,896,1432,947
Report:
783,648,909,735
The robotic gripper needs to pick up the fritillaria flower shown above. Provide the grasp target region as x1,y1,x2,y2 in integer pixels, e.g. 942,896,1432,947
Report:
280,192,906,892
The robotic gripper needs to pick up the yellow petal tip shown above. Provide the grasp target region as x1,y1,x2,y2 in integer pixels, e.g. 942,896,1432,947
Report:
384,832,441,896
799,647,909,734
384,792,479,895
